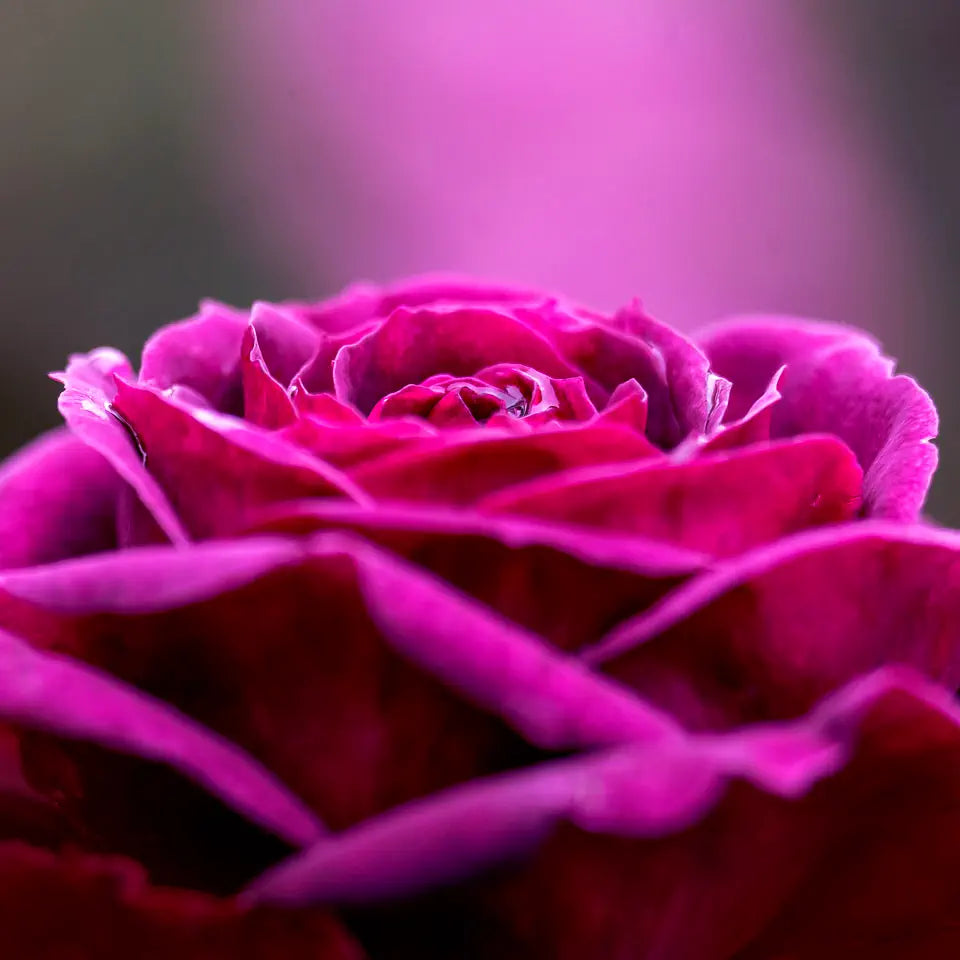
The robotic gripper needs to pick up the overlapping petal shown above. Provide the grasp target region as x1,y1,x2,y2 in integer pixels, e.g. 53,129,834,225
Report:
0,429,122,569
697,316,938,520
248,669,960,959
590,523,960,728
0,537,673,839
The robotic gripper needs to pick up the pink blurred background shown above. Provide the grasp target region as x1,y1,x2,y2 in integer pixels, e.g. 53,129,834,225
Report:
1,1,958,517
196,0,927,327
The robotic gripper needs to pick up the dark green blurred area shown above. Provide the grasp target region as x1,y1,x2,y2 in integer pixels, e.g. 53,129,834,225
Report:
1,1,958,521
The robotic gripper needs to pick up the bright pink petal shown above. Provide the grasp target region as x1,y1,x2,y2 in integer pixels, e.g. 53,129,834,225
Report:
139,300,248,414
697,317,938,520
0,429,122,569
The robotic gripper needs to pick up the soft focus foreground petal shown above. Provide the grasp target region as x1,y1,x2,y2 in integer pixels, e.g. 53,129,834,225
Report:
0,844,365,960
0,628,323,848
0,536,674,835
0,429,122,568
481,435,862,556
139,300,248,414
334,306,593,413
590,523,960,729
54,350,189,544
110,381,366,537
249,670,960,960
349,424,661,505
0,724,74,848
246,499,705,650
697,316,938,520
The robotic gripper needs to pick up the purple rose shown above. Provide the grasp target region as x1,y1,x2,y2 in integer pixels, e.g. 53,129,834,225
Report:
0,276,955,958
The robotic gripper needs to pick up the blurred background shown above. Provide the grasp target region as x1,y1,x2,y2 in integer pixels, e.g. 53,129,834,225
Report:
1,1,957,519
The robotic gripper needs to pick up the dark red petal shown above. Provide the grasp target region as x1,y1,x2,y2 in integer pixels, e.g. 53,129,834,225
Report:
0,429,122,568
249,670,960,960
481,435,862,556
245,500,705,651
333,306,593,413
349,424,661,505
0,844,364,960
0,622,324,890
110,381,366,537
0,537,673,836
591,523,960,729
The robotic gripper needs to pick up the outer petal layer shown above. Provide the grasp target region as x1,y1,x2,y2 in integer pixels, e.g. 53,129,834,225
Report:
0,429,121,569
590,523,960,729
697,316,938,520
249,669,960,960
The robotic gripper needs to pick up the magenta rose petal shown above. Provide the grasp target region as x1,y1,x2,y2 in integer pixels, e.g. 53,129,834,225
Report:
592,378,649,432
239,300,323,429
241,325,298,428
0,535,674,833
515,301,730,445
0,844,366,960
53,350,189,545
109,380,368,537
245,499,705,650
0,428,122,569
288,386,364,424
480,435,862,556
333,305,598,414
589,522,960,729
349,424,662,505
248,669,960,959
283,416,438,470
0,627,323,848
139,299,249,413
689,365,785,454
697,316,938,520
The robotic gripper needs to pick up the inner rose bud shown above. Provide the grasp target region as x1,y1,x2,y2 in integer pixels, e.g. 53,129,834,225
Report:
370,364,597,429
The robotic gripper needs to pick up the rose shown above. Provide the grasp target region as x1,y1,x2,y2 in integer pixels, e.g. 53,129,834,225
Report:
0,275,955,957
